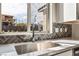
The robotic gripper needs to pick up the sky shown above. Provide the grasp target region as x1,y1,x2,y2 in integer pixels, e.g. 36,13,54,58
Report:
2,3,27,23
1,3,46,24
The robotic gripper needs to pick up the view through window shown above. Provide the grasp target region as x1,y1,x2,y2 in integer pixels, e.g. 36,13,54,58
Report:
2,3,27,32
1,3,48,32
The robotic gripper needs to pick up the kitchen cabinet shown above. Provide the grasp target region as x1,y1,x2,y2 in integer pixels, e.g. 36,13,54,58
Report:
55,3,76,23
64,3,76,22
64,20,79,40
72,24,79,40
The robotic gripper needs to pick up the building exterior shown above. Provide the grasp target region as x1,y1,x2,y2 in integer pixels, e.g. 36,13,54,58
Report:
2,15,14,23
2,15,15,32
1,15,27,32
38,4,49,32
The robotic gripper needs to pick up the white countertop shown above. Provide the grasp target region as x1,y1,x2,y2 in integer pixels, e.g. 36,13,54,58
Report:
0,32,49,36
0,39,79,56
0,32,32,36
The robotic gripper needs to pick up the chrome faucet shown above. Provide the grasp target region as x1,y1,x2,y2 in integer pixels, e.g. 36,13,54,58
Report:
32,24,35,42
32,15,37,42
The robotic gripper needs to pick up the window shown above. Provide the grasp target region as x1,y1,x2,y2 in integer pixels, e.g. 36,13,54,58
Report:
0,3,48,33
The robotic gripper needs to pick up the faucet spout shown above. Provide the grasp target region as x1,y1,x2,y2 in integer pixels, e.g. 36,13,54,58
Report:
31,15,37,42
32,24,35,42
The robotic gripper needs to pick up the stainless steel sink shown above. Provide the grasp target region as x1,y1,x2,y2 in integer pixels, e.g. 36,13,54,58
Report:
15,42,60,55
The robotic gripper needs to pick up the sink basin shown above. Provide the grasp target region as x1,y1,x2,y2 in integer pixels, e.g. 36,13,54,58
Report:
15,42,60,55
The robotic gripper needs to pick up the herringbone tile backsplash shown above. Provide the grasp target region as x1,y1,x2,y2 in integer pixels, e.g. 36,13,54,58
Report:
0,23,72,44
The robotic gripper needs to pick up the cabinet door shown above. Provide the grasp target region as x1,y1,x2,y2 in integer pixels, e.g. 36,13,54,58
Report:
55,50,72,56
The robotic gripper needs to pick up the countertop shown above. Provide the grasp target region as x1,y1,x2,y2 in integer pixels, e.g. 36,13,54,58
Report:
0,32,32,36
0,38,79,56
0,32,49,36
64,20,79,24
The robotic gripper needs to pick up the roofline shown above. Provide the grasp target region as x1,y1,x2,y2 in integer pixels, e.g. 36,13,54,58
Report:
38,4,48,12
2,14,14,17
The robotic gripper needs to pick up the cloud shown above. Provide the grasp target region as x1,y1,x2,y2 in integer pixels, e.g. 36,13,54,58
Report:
2,3,27,15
